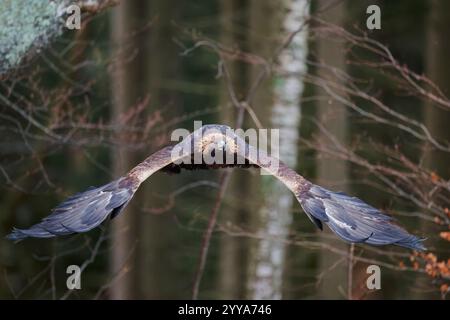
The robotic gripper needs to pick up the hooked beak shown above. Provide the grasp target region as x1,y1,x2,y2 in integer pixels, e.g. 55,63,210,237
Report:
216,139,226,150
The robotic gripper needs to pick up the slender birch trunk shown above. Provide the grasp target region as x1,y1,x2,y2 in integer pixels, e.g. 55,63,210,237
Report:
247,0,310,299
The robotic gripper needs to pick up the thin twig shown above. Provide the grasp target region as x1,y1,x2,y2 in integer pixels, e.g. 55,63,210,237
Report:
191,171,232,299
347,243,355,300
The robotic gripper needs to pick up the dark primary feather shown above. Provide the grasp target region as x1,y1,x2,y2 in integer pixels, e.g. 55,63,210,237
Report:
6,178,134,241
296,184,426,251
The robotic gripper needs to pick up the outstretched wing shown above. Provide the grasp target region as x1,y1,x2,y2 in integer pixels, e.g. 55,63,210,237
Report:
237,137,426,251
7,146,178,241
298,184,425,250
7,125,426,250
7,178,135,241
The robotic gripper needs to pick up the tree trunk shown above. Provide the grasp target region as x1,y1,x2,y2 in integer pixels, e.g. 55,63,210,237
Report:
246,0,309,299
315,0,350,299
424,0,450,178
217,0,252,299
109,0,140,299
109,0,182,299
416,0,450,299
137,0,182,299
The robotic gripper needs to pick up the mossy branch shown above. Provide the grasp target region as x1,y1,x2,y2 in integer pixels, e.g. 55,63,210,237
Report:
0,0,118,74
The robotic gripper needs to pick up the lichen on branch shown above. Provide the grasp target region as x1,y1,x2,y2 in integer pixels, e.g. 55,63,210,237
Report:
0,0,118,74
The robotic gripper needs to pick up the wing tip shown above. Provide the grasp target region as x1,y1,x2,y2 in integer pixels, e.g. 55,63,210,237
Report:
298,185,428,251
5,228,28,242
7,178,134,241
396,236,427,251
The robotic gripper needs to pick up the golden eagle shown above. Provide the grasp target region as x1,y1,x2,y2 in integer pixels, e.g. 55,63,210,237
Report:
7,125,425,250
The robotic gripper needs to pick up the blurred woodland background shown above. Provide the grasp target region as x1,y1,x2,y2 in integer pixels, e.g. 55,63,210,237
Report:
0,0,449,299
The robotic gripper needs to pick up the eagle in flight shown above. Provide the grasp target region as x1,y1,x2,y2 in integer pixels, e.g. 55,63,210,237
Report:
7,125,425,251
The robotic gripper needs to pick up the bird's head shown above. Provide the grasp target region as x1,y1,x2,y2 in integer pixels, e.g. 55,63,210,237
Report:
200,132,237,155
196,125,237,157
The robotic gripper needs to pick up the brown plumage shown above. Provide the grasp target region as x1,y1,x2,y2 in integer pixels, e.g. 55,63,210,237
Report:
7,125,425,251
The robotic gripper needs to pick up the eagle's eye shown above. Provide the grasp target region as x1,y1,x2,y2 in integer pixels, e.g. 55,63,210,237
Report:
216,139,226,150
